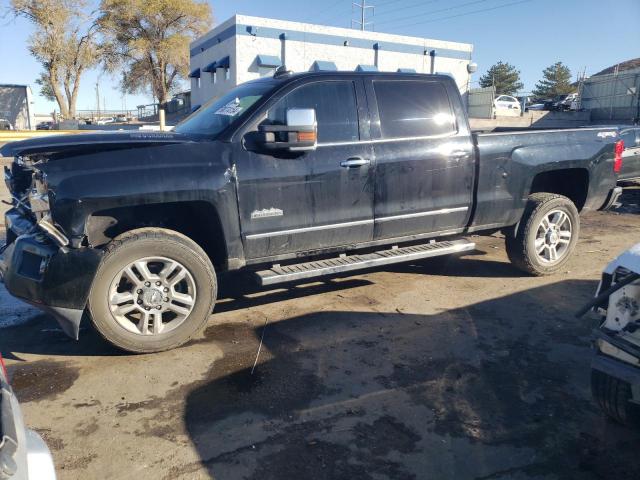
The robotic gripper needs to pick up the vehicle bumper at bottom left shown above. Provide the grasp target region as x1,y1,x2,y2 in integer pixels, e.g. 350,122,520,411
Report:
0,209,103,339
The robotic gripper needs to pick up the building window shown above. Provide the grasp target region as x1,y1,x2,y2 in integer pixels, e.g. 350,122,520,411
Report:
211,71,216,84
197,77,201,88
225,68,230,81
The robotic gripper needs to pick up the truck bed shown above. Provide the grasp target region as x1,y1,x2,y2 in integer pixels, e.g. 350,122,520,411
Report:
470,126,620,230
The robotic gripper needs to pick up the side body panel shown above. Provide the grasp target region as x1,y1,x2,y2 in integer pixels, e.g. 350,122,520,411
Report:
471,128,619,229
363,76,475,238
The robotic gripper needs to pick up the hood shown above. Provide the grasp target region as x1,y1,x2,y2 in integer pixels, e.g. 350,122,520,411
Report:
0,130,195,158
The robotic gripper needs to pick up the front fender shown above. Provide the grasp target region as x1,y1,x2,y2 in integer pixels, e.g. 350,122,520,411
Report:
38,141,244,263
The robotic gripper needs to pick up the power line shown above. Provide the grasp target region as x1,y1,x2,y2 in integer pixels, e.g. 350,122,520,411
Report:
387,0,532,30
375,0,438,14
373,0,414,8
376,0,491,26
304,0,348,23
314,1,354,25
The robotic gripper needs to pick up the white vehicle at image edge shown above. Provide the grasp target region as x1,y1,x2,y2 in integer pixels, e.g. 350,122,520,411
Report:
493,95,521,117
0,354,56,480
580,243,640,425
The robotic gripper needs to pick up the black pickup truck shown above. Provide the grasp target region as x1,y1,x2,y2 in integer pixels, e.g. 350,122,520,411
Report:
0,71,625,352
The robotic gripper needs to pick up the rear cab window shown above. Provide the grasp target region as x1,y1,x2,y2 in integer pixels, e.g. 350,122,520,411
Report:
372,80,456,139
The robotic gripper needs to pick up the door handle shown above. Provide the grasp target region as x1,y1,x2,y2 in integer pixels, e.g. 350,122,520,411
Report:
450,151,470,159
340,157,370,168
449,151,470,163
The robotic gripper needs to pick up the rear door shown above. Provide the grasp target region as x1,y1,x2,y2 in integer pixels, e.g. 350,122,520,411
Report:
235,78,374,260
366,77,474,240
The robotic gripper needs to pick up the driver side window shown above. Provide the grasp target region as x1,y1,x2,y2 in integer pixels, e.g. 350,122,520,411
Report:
267,81,360,144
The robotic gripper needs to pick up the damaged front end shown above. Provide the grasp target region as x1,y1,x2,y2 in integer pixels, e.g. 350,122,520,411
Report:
579,244,640,424
1,155,103,339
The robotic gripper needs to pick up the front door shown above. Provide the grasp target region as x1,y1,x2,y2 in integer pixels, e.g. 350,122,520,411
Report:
366,78,474,240
236,79,374,260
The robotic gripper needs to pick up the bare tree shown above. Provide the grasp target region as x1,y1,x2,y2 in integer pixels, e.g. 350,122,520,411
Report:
98,0,212,104
11,0,99,118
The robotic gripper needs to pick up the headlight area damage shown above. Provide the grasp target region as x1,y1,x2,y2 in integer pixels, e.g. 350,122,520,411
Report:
577,243,640,425
1,154,103,339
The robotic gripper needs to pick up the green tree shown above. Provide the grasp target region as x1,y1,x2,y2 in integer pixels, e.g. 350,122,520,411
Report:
98,0,212,104
11,0,99,118
532,62,574,98
479,61,523,96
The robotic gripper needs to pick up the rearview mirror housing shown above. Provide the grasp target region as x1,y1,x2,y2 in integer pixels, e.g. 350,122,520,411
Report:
255,108,317,152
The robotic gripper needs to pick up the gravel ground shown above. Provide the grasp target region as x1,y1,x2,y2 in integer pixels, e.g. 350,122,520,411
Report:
1,187,640,480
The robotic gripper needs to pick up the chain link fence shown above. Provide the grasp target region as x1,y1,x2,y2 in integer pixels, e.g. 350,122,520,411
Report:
579,69,640,124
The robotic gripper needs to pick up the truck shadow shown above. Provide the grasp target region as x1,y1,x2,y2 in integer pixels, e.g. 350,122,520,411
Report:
0,276,374,358
182,279,640,480
215,275,374,313
614,184,640,215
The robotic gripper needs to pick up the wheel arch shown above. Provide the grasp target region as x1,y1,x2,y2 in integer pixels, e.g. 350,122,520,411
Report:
529,168,590,212
85,201,230,270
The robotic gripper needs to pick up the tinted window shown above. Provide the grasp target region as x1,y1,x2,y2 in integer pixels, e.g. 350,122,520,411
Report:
268,81,359,143
373,80,456,139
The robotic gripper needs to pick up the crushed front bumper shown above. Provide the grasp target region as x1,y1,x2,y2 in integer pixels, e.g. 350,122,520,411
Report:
0,209,103,339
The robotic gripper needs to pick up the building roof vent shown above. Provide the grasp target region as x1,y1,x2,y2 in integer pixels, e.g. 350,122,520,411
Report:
397,68,416,73
257,55,283,68
356,64,378,72
311,61,338,72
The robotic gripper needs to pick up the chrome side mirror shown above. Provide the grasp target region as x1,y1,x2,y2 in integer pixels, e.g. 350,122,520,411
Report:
256,108,317,152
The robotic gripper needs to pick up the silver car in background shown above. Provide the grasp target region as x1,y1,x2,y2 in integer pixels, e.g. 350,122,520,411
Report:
0,354,56,480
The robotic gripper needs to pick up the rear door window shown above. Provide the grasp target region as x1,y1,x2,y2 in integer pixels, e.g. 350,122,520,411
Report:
267,81,360,143
373,80,456,139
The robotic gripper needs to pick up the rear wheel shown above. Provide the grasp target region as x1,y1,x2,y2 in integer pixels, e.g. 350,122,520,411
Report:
88,228,216,353
505,193,579,276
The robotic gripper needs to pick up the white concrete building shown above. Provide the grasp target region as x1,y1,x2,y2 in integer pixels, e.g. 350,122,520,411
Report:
189,15,474,108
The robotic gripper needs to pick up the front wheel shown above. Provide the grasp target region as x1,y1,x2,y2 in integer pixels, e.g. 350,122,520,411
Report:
88,228,217,353
505,193,580,276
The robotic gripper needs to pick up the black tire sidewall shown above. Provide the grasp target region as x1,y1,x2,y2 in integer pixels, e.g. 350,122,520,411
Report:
89,231,216,353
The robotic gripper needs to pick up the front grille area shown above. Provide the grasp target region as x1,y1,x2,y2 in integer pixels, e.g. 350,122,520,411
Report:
9,160,33,197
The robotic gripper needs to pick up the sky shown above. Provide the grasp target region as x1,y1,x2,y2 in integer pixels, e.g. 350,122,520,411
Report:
0,0,638,114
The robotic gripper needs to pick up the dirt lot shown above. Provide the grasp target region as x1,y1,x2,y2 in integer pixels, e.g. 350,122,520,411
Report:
2,187,640,480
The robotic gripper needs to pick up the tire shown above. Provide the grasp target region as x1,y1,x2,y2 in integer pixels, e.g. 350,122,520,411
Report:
88,228,217,353
591,369,639,425
505,193,580,276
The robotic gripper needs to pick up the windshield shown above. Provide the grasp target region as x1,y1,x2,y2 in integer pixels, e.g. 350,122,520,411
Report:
175,81,276,137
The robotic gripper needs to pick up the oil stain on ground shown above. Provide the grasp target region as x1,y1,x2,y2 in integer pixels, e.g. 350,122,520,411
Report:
9,360,79,403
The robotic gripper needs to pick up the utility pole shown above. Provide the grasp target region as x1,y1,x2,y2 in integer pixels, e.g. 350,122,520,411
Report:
352,1,374,31
95,80,100,121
